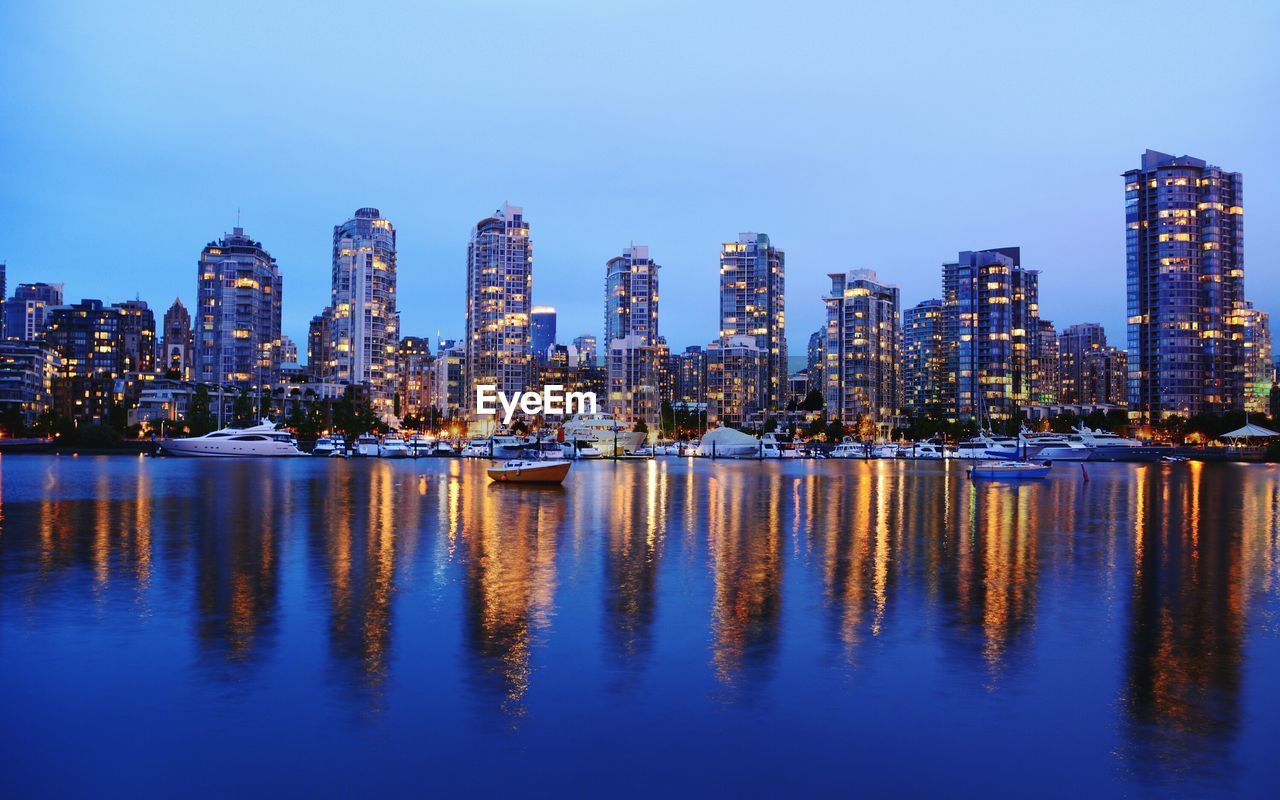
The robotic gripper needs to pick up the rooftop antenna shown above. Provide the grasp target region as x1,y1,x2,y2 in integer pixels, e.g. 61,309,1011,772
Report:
236,207,241,227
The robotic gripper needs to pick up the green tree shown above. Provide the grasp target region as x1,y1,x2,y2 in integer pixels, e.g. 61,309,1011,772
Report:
799,389,825,412
187,386,216,435
826,419,846,441
763,416,778,434
0,405,25,436
634,419,649,435
659,399,675,436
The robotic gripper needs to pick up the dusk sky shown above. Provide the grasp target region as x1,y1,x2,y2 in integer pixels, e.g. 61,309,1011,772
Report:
2,0,1276,357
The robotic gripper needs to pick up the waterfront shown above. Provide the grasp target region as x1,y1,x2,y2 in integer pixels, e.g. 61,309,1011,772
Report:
2,456,1279,797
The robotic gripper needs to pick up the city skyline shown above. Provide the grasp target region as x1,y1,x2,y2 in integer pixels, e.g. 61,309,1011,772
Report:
2,2,1276,353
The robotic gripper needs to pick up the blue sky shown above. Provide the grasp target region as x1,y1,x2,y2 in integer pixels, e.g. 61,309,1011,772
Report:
2,0,1276,357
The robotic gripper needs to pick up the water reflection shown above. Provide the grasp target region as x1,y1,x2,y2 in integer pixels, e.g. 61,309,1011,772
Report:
1,456,1278,792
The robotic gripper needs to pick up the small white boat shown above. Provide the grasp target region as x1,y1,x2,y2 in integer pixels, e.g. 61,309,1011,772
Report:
901,439,947,459
487,458,572,485
313,436,338,456
378,435,410,458
761,432,804,458
460,438,490,458
562,440,603,459
431,440,455,456
830,439,870,459
968,460,1051,480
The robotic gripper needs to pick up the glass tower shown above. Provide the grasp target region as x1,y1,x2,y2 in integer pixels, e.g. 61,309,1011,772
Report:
822,269,900,425
330,208,398,415
604,245,660,428
465,203,532,415
196,228,283,391
717,232,787,417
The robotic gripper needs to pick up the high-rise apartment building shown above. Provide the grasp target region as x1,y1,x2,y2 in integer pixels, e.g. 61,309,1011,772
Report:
3,282,64,341
396,336,433,417
604,245,660,427
706,334,762,429
531,306,557,364
1032,319,1058,405
330,208,397,414
717,232,787,420
307,307,335,382
903,298,944,417
162,298,193,378
44,299,132,420
1235,302,1273,414
676,345,707,406
196,227,283,390
1058,323,1109,405
572,334,597,367
1125,149,1246,418
465,203,532,417
941,247,1039,421
822,269,899,425
431,339,465,416
114,300,156,374
0,339,59,424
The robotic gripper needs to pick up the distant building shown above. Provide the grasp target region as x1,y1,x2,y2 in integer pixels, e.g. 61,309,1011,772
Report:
329,208,398,415
114,300,156,374
44,299,131,421
1033,319,1058,405
1235,302,1273,414
903,298,944,417
0,263,5,337
655,337,677,407
465,203,532,417
396,336,433,417
707,334,762,429
307,307,335,381
604,245,660,428
4,282,64,341
162,298,193,378
942,247,1039,421
0,340,59,425
1125,149,1246,418
531,306,557,365
1058,323,1108,405
676,345,707,406
195,227,283,391
719,232,787,414
572,334,597,367
1083,347,1128,407
279,335,299,365
822,269,900,425
806,329,824,393
431,339,465,416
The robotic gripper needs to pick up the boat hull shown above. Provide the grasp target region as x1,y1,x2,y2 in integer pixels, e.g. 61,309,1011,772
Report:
487,462,571,485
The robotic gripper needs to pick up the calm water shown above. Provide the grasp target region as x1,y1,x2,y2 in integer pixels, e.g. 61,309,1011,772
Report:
2,455,1279,797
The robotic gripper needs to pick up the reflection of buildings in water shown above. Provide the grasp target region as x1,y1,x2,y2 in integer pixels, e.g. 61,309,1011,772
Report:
1120,463,1261,774
603,460,668,668
707,469,784,688
930,475,1041,678
816,463,902,657
459,473,564,718
312,462,408,688
191,465,283,664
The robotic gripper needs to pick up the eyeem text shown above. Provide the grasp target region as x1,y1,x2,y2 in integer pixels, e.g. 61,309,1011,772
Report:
475,384,598,425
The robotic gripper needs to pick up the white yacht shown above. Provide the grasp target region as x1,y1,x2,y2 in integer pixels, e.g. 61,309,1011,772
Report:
460,438,490,458
312,436,338,456
561,412,646,458
1022,432,1092,461
871,443,899,459
761,432,804,458
162,422,306,458
900,439,946,459
1069,424,1168,462
354,433,380,457
954,430,1018,460
378,434,411,458
830,440,870,459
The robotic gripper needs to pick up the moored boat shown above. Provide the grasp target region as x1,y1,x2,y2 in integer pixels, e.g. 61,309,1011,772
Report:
968,460,1052,480
486,458,572,485
161,421,306,457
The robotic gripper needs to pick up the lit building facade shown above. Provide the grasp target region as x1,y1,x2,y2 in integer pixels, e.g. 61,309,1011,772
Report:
822,269,899,425
3,282,64,341
431,339,465,415
162,298,193,378
1235,302,1273,414
1083,346,1128,407
1033,318,1058,405
719,232,787,414
44,299,130,420
903,298,944,417
0,340,59,424
114,300,156,374
941,247,1039,421
531,306,556,364
1058,323,1109,405
572,334,597,367
465,203,532,416
676,345,707,406
330,208,398,414
706,334,762,429
307,307,335,382
396,336,433,417
196,227,283,391
1125,149,1245,418
604,245,660,427
806,329,824,393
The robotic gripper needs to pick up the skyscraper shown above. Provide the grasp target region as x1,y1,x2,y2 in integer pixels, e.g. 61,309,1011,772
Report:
114,300,156,374
162,298,193,378
903,298,944,417
3,282,64,341
941,247,1039,421
706,335,762,429
465,203,532,415
676,345,707,406
1033,318,1058,405
604,245,660,427
822,269,899,425
330,208,398,415
396,336,433,418
531,306,557,364
806,329,824,393
717,232,787,418
196,227,283,391
44,299,130,420
1125,149,1245,419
